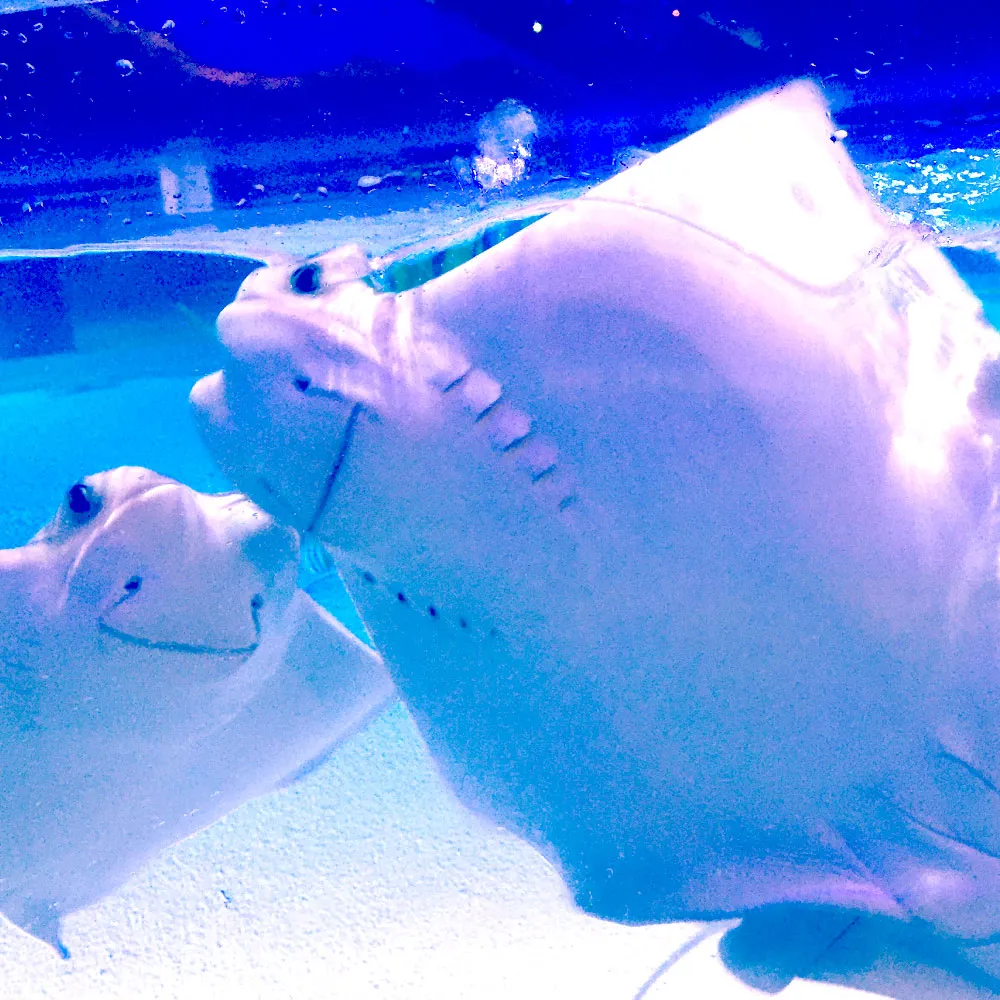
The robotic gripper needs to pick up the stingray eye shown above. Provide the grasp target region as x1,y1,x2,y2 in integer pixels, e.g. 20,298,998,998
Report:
123,575,142,594
293,376,311,392
290,263,322,295
66,482,101,523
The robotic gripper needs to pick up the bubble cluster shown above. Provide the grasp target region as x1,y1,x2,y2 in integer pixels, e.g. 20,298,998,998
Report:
471,99,538,192
864,147,1000,232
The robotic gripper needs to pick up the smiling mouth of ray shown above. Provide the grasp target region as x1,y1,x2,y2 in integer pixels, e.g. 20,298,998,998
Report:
96,622,260,657
97,584,263,657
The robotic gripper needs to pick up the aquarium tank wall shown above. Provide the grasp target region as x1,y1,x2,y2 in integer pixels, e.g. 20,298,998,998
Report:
4,1,1000,998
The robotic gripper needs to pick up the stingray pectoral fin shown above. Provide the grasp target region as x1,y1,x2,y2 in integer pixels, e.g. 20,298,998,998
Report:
2,899,70,958
286,589,394,730
415,82,886,334
586,81,886,288
721,905,1000,998
208,589,395,799
720,906,861,995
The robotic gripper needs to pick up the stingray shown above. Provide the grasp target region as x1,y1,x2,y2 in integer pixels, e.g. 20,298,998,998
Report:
190,79,1000,962
0,466,393,955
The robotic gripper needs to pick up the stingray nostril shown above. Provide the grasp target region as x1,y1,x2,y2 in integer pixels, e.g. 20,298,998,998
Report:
107,574,143,612
290,262,322,295
250,593,264,632
66,482,101,522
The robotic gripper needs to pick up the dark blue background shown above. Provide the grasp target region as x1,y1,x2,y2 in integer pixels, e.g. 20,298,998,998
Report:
1,1,998,170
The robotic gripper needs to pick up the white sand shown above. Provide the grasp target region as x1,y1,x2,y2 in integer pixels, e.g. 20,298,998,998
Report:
0,703,717,1000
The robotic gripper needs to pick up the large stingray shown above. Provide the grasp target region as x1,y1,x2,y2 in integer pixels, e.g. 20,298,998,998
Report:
0,467,392,954
190,80,1000,954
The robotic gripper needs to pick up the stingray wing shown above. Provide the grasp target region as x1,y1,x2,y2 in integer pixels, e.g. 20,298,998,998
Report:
406,80,1000,645
193,80,1000,935
378,82,1000,927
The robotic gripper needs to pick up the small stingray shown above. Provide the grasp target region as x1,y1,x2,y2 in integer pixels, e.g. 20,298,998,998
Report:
192,80,1000,972
0,467,393,955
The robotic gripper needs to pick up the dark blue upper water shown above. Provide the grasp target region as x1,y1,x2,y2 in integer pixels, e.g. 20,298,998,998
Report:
3,0,1000,246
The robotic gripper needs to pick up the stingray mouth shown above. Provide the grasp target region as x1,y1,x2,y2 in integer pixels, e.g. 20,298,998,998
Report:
305,401,363,534
96,621,260,658
96,589,264,658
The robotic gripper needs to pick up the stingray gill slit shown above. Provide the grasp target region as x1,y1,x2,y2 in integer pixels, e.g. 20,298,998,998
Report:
442,368,473,393
442,367,575,509
474,395,503,423
500,430,534,453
